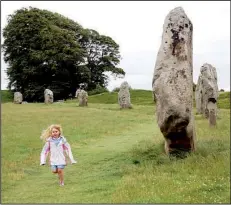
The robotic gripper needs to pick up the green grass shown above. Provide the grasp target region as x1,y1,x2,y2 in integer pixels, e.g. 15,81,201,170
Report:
2,89,229,109
2,102,230,203
1,90,13,103
218,92,230,109
71,89,154,105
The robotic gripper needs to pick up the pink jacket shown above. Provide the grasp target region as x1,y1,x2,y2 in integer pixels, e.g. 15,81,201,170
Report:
40,136,77,165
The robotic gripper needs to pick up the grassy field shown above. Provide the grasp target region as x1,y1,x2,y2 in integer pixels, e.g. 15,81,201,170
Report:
1,90,14,103
2,89,230,109
1,90,230,203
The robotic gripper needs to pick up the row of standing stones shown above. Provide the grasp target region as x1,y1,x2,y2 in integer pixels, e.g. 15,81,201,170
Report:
13,82,132,108
12,7,219,156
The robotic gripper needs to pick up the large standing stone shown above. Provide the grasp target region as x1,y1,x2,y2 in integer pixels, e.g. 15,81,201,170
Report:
44,89,54,104
195,63,218,125
152,7,195,155
78,89,88,106
118,81,132,109
14,92,23,104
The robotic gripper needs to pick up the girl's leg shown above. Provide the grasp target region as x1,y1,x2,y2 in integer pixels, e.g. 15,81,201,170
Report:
51,165,58,174
52,169,58,174
57,168,64,185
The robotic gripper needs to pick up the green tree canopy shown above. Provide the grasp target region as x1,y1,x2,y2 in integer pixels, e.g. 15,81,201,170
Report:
79,29,125,90
2,7,125,101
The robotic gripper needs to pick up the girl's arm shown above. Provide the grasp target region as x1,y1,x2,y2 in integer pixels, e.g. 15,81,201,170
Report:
40,141,50,165
62,137,77,164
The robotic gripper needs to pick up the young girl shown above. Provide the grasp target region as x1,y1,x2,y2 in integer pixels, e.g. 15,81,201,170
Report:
40,124,77,186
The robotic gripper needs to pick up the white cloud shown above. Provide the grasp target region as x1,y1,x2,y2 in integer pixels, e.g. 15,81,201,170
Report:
1,1,230,91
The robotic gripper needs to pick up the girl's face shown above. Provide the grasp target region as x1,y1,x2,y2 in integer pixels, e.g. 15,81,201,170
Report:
51,128,60,138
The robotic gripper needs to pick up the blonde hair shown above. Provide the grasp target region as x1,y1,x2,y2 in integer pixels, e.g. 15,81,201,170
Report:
40,124,63,141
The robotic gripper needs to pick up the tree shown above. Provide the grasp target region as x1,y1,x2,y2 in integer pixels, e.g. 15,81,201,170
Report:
2,7,87,101
2,7,125,101
79,29,125,90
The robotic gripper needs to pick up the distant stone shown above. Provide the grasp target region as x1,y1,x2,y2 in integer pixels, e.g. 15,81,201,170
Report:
14,92,23,104
208,104,216,127
152,7,195,155
195,63,218,125
44,89,53,104
22,101,28,104
78,89,88,106
75,88,81,100
118,81,132,109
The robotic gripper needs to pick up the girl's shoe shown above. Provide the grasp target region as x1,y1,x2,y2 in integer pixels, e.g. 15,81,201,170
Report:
60,181,64,186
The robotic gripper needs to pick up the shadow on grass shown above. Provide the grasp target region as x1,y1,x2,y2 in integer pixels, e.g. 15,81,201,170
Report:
129,138,230,166
129,139,171,166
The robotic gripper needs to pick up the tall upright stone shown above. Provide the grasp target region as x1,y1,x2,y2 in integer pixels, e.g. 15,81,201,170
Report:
152,7,195,155
44,89,54,104
195,63,218,125
14,92,23,104
118,81,132,109
195,75,203,114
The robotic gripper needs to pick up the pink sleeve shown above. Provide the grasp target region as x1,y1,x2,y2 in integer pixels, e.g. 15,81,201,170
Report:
40,141,50,165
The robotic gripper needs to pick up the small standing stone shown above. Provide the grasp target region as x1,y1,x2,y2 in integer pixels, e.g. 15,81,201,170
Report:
209,108,216,127
75,88,81,100
44,89,54,104
195,63,218,125
118,81,132,109
14,92,23,104
78,89,88,106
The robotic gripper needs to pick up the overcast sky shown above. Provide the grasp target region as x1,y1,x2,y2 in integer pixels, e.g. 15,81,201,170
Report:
1,1,230,91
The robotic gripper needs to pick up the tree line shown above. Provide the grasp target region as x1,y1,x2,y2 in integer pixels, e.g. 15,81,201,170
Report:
2,7,125,101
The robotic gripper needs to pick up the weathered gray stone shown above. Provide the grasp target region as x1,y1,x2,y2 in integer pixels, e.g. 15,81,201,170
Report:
208,103,216,127
75,88,81,100
78,89,88,106
152,7,195,155
195,63,218,124
14,92,23,104
118,81,132,109
44,89,53,104
195,77,203,114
